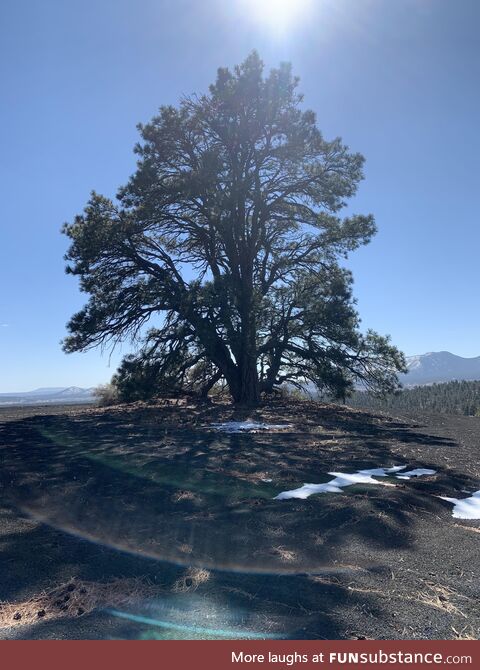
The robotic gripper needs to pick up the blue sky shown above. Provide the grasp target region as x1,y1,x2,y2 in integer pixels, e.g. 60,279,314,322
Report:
0,0,479,392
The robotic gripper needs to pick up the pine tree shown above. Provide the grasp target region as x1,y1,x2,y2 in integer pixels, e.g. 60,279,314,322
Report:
63,53,405,405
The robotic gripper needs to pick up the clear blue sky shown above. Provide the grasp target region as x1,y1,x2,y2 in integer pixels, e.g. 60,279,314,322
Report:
1,0,479,392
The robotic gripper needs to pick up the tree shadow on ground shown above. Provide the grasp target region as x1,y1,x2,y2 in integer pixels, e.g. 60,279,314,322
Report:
0,402,477,639
0,500,391,640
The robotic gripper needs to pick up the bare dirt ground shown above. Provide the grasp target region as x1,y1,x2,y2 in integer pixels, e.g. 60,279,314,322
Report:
0,399,478,640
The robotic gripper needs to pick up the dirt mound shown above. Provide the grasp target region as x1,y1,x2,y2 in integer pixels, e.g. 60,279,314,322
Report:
0,577,157,629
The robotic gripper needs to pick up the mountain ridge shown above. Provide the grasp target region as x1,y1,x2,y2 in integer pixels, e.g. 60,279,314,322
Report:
0,386,95,406
403,351,480,386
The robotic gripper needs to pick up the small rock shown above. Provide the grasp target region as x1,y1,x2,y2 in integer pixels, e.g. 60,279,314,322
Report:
37,610,46,618
77,607,85,616
185,578,193,587
13,612,21,621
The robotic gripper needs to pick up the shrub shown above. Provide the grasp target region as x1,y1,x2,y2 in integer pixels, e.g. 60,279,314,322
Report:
93,383,119,406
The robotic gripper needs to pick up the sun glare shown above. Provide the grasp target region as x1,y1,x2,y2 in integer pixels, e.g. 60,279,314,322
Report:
242,0,312,35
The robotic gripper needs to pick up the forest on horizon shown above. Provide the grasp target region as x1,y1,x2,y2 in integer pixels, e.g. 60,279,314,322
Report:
346,379,480,416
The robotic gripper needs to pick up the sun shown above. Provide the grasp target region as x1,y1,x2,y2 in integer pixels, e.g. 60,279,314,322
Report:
242,0,312,34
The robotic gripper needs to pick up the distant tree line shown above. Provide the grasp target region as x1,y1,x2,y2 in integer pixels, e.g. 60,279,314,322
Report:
346,380,480,416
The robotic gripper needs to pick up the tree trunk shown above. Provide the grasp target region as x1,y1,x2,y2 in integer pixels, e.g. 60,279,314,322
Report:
199,370,222,398
237,354,260,405
235,292,260,405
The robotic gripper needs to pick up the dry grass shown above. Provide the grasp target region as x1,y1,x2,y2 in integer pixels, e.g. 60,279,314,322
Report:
0,577,158,629
216,468,272,484
172,567,211,593
308,575,340,587
307,573,470,622
453,524,480,535
171,489,200,503
263,525,286,539
270,546,298,563
451,625,478,640
220,586,257,601
414,582,467,618
178,543,193,555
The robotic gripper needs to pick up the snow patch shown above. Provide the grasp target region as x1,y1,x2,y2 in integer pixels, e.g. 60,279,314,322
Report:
275,466,409,500
212,421,293,433
439,491,480,519
395,468,437,480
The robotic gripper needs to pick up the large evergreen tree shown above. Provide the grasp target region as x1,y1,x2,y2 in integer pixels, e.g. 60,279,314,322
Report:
63,53,405,405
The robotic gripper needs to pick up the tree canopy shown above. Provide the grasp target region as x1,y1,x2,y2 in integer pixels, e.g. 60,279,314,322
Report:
63,52,406,405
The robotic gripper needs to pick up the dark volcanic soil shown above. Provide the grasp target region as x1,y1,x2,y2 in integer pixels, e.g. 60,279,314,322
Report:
0,399,479,640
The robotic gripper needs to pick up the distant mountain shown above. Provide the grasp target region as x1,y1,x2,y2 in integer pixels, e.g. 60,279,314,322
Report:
0,386,96,406
402,352,480,386
56,386,94,397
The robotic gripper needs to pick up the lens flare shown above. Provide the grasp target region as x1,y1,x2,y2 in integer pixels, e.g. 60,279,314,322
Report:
109,609,279,640
241,0,313,35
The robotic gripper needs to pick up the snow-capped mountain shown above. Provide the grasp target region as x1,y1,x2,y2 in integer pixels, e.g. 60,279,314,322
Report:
402,352,480,386
0,386,95,406
56,386,94,397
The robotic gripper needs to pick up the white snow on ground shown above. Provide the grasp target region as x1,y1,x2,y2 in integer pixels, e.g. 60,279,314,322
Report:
396,468,437,480
276,481,345,499
274,466,440,500
439,490,480,519
212,421,293,433
275,466,410,500
360,466,407,477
